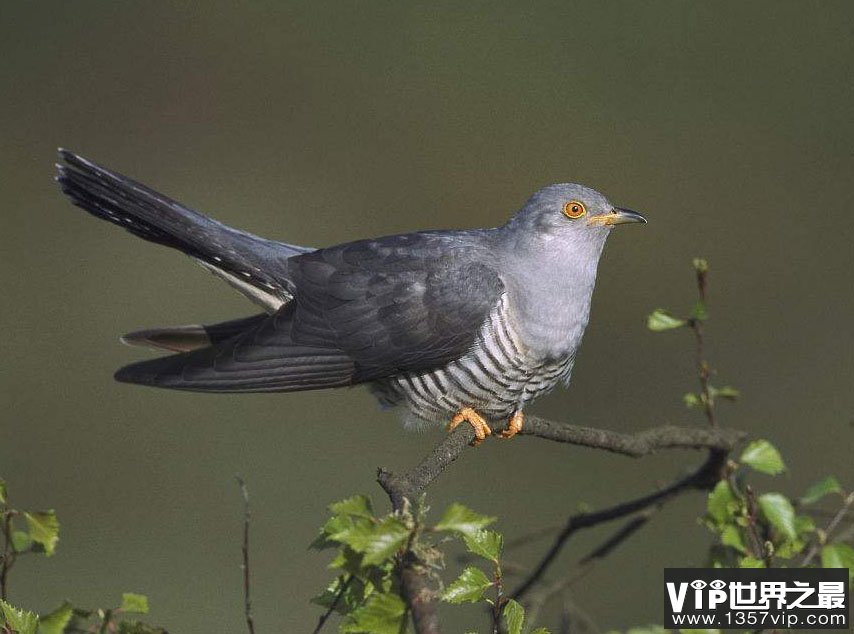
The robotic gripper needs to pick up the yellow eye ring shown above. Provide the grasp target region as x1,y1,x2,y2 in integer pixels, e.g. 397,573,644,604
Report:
563,200,587,219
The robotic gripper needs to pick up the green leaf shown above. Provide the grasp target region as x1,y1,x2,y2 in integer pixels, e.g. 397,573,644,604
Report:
340,592,407,634
441,567,493,604
821,544,854,580
646,309,687,332
120,593,149,615
530,629,551,634
352,516,410,566
713,386,740,401
462,530,502,562
0,600,38,634
320,513,361,543
692,258,709,273
683,392,702,408
434,503,495,537
719,525,746,554
329,495,374,520
624,627,666,634
37,601,73,634
740,440,785,476
23,511,59,556
503,599,525,634
0,480,7,505
11,531,32,553
758,493,797,541
738,556,765,568
801,477,843,504
775,537,806,559
706,481,738,524
794,515,816,536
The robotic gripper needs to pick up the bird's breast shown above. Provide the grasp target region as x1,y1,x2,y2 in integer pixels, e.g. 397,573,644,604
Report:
502,279,594,362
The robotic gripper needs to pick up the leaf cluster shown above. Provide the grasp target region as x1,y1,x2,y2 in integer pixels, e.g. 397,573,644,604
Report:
313,498,551,633
0,479,165,634
703,441,852,572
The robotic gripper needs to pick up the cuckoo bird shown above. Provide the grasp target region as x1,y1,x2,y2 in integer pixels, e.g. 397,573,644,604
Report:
56,150,645,444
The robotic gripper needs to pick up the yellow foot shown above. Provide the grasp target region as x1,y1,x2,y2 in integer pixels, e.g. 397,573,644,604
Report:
499,411,524,440
447,407,492,447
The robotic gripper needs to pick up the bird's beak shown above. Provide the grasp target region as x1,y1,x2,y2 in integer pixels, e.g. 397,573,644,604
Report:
588,207,647,227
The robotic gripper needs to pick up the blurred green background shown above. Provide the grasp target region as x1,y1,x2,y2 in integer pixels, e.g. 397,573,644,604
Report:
1,1,852,631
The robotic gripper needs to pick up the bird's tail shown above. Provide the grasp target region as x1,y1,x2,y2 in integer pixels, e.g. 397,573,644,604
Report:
120,313,269,353
55,149,312,310
114,308,356,393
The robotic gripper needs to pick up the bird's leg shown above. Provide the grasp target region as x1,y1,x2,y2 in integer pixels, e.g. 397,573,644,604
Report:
499,410,524,440
447,407,492,447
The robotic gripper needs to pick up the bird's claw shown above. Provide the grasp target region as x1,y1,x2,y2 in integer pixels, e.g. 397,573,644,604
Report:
447,407,492,446
499,411,524,440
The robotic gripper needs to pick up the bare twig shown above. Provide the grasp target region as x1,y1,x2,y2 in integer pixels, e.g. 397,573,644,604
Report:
311,575,353,634
743,485,773,567
511,449,729,600
520,417,742,456
524,514,652,628
801,491,854,567
236,476,256,634
0,508,16,600
690,260,717,427
378,424,476,509
578,513,653,566
491,559,507,634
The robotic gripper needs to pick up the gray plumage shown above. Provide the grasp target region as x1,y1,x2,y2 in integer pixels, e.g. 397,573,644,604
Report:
56,150,645,427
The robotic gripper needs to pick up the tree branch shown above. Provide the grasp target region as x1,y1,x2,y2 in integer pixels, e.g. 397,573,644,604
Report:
521,416,743,456
376,427,474,634
235,476,256,634
376,416,743,633
510,448,730,601
379,418,742,507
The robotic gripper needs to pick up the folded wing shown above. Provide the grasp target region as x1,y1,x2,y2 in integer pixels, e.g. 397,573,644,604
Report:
115,232,505,392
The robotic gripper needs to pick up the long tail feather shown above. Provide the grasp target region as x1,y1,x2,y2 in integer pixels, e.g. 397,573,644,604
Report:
55,149,312,309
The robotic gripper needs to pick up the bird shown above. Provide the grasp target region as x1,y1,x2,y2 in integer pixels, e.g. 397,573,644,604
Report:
55,149,646,445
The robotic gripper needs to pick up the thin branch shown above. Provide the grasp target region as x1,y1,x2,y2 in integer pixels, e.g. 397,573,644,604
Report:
744,485,773,567
236,476,256,634
378,424,476,509
577,513,652,566
379,420,741,508
520,417,743,456
524,514,652,628
511,449,729,600
311,575,353,634
690,260,717,427
0,509,16,601
801,491,854,567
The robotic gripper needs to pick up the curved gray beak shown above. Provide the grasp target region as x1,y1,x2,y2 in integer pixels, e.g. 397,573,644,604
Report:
587,207,647,227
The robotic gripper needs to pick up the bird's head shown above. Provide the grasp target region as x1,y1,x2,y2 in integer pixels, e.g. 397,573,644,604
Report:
505,183,646,247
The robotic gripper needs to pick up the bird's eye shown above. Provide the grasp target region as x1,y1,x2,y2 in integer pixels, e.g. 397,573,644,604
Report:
563,200,587,219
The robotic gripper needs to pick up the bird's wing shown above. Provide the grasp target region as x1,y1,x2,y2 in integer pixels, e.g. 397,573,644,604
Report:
114,233,505,392
56,150,311,310
115,305,357,392
286,232,505,382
